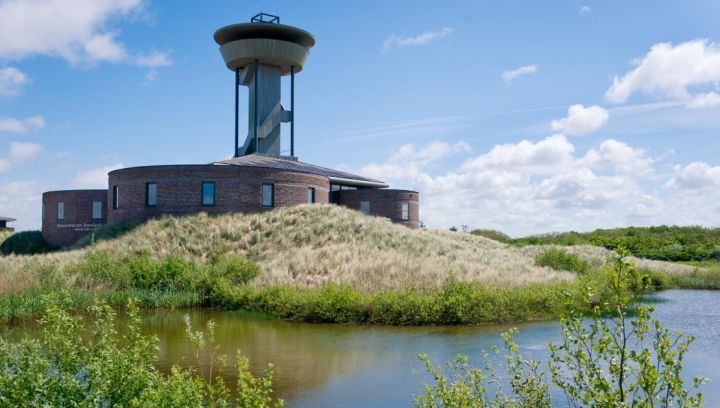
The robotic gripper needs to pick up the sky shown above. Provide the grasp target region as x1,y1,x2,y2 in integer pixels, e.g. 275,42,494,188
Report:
1,0,720,235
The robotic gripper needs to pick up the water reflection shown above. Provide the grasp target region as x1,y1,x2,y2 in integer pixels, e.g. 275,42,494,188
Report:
2,290,717,407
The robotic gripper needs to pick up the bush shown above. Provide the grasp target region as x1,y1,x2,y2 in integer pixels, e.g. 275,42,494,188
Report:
534,248,591,275
513,225,720,262
0,298,282,407
417,252,705,407
0,230,54,255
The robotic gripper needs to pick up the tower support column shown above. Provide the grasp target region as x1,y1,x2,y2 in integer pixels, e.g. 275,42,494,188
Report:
234,67,239,157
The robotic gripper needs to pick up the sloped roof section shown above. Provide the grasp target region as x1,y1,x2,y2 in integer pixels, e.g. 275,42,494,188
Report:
214,154,389,188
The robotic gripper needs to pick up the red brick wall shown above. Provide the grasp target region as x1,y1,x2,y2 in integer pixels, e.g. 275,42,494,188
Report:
336,189,420,228
107,165,330,224
42,190,108,247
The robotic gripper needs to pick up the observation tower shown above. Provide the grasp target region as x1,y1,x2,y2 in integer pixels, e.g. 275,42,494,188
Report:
214,13,316,158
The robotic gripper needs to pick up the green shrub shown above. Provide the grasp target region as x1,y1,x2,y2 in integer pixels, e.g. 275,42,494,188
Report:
513,225,720,262
0,230,54,255
535,248,591,275
0,298,282,407
417,253,705,407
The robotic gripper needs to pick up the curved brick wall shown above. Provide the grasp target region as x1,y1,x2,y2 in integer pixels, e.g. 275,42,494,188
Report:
42,190,108,248
336,189,420,228
107,165,330,224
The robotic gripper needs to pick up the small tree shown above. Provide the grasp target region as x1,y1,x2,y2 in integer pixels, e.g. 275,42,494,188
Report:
548,249,704,407
416,250,705,407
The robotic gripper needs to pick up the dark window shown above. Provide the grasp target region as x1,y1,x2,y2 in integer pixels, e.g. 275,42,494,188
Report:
92,201,103,220
262,183,274,207
202,182,215,206
307,187,315,204
57,202,65,220
146,182,157,207
112,186,119,209
360,201,370,215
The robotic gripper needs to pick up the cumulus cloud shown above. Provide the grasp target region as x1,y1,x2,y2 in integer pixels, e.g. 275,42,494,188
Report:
9,141,42,162
0,141,42,172
606,39,720,105
0,67,30,97
461,134,574,173
356,135,681,235
0,116,45,134
579,139,654,176
0,180,45,230
579,6,592,15
0,0,171,71
382,27,453,52
501,65,538,82
666,162,720,189
72,164,123,188
361,141,469,181
551,104,609,135
686,92,720,109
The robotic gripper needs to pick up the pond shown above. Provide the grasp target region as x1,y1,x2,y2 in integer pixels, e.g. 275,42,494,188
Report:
5,290,719,406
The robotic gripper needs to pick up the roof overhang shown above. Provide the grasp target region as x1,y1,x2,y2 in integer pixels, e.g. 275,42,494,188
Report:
328,176,388,189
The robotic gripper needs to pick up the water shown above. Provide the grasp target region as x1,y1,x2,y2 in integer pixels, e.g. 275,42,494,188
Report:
5,290,719,406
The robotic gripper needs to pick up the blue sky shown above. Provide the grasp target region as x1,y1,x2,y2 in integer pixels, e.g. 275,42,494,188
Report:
1,0,720,235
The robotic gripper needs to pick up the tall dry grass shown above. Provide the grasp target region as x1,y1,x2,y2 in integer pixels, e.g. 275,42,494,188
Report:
0,205,698,295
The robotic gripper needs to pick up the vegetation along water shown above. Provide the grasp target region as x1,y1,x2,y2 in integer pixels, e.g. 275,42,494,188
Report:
1,206,719,406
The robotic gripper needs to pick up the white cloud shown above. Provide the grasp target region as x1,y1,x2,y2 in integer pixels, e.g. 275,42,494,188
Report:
357,136,679,235
606,39,720,104
551,104,609,135
0,67,30,97
0,158,10,172
461,134,574,173
578,139,653,176
0,116,45,134
686,92,720,109
9,141,42,162
382,27,453,52
501,65,538,82
666,162,720,189
0,180,45,230
579,6,592,15
361,141,469,181
0,0,171,70
136,51,172,68
72,164,123,188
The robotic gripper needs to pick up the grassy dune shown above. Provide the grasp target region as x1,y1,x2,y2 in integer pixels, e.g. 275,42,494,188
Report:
0,205,707,324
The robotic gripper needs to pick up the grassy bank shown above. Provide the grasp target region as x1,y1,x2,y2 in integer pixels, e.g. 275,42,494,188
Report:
0,206,716,325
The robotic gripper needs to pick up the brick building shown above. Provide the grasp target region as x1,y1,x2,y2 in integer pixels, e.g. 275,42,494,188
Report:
41,14,420,247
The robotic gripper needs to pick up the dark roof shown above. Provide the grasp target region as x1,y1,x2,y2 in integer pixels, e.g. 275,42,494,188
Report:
0,216,16,222
214,154,388,187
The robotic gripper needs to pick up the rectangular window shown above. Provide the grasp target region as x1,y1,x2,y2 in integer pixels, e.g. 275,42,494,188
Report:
262,183,274,207
57,202,65,220
92,201,103,220
360,201,371,215
400,202,409,220
146,182,157,207
307,187,315,204
112,186,119,209
202,182,215,206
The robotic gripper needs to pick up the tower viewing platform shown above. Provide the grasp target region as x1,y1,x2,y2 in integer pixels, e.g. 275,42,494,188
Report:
215,13,316,157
